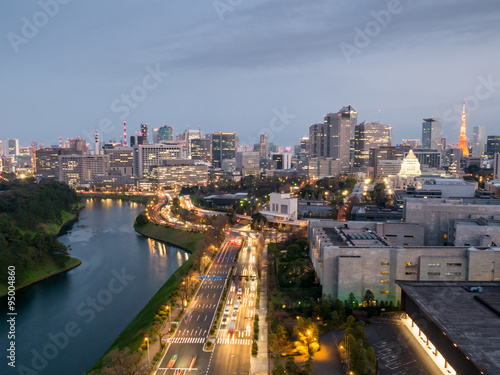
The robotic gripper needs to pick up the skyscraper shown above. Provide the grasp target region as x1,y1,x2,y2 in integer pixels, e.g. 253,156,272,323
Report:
458,102,469,157
487,136,500,158
472,126,486,157
353,122,392,168
422,118,442,150
325,105,357,172
308,123,327,158
190,138,212,162
8,139,19,156
211,132,236,168
157,126,174,142
141,124,149,144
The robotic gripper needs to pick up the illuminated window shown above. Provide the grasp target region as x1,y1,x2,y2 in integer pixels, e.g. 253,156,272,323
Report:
444,234,448,239
428,272,440,276
380,291,389,294
428,263,440,267
381,262,390,265
446,272,461,276
380,280,389,283
381,271,389,274
446,263,462,267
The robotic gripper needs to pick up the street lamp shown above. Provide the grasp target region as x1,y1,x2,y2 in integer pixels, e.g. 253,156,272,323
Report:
145,337,150,367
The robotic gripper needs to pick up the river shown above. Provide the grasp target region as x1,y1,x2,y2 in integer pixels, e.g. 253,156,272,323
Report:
0,198,189,375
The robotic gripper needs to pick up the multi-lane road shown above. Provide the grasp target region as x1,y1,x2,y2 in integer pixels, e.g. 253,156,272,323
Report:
154,230,259,375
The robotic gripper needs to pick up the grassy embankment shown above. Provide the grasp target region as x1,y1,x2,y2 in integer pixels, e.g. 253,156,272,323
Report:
0,202,84,296
87,220,204,372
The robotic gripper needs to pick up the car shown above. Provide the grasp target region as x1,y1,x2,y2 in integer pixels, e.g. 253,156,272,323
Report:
232,312,237,320
222,317,227,325
237,288,242,295
237,296,241,301
224,307,230,315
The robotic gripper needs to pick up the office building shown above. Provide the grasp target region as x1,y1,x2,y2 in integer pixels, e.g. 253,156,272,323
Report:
308,123,327,158
8,139,19,156
260,193,298,221
156,125,174,142
58,154,109,186
157,160,209,187
401,139,420,148
494,153,500,180
404,198,500,246
70,138,88,154
103,147,134,175
308,219,500,304
34,148,75,179
353,121,393,168
410,149,441,168
298,157,341,179
136,142,186,179
253,133,269,158
140,124,149,144
472,126,486,157
325,105,357,172
211,132,236,168
422,118,442,151
190,137,212,162
487,136,500,158
236,151,260,177
271,153,292,170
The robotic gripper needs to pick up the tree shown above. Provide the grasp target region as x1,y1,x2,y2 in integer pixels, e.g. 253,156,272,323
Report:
293,318,320,356
150,321,166,348
88,347,149,375
285,356,299,375
363,290,375,306
269,323,292,355
285,244,302,261
272,356,286,375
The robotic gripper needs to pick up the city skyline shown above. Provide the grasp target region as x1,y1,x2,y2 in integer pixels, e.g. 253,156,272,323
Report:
1,1,500,147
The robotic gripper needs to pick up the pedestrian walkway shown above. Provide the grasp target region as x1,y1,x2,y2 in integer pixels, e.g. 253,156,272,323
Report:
166,337,207,344
217,338,253,345
250,240,269,375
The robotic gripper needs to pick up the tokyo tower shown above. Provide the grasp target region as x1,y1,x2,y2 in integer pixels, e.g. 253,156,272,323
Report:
458,100,469,157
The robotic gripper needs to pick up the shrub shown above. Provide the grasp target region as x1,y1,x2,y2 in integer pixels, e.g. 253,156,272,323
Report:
252,342,258,356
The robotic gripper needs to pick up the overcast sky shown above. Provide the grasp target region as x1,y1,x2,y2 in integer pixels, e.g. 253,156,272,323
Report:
1,0,499,148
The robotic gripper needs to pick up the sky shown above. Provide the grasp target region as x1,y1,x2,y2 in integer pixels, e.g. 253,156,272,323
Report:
1,0,500,148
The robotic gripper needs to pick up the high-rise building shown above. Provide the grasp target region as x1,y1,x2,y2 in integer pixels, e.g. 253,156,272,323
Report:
8,139,19,156
458,102,469,157
411,149,442,168
58,154,109,186
325,105,357,172
401,139,420,148
104,147,134,175
271,153,292,170
212,132,236,168
487,136,500,159
494,153,500,180
236,151,260,177
190,138,212,162
34,148,75,179
308,123,327,158
141,124,149,144
300,137,309,153
472,126,486,157
157,160,209,187
421,118,442,150
70,137,88,154
183,128,203,157
156,126,174,142
136,142,186,179
353,121,392,168
253,133,269,158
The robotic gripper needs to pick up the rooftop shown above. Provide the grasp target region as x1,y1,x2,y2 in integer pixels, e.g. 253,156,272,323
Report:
321,227,387,247
397,281,500,375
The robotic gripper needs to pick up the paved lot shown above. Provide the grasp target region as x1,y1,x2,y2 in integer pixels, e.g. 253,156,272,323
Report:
313,330,345,375
364,322,442,375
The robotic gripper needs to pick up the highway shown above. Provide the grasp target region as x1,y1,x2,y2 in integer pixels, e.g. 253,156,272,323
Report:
154,230,258,375
209,231,259,375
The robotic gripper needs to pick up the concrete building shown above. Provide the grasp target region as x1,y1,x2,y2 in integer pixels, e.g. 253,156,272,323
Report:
190,137,211,162
404,198,500,246
401,139,420,148
418,178,477,198
398,281,500,375
298,157,341,179
375,159,402,178
308,220,500,303
8,139,19,156
421,118,442,151
325,105,356,172
69,138,88,154
271,152,292,170
58,154,109,186
136,142,186,179
353,122,392,168
156,125,174,142
212,132,236,168
157,160,208,187
261,193,298,221
236,151,260,177
487,135,500,158
34,148,75,179
494,152,500,180
104,147,134,175
410,149,441,168
472,125,486,157
449,217,500,247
